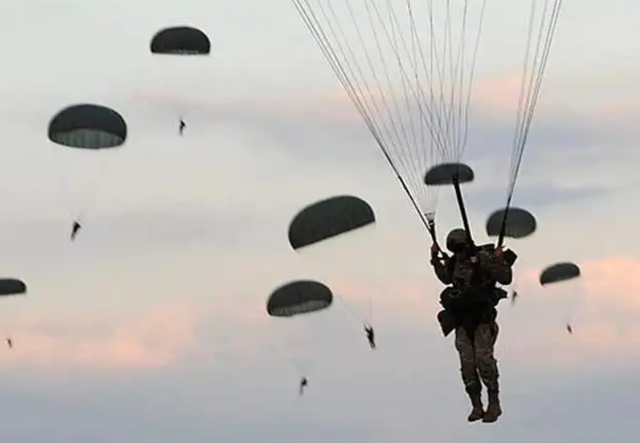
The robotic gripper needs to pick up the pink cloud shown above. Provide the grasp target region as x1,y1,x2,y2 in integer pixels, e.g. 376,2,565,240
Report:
307,73,532,123
470,71,527,115
518,255,640,311
502,255,640,367
0,302,203,371
332,255,640,370
6,255,635,374
0,292,276,373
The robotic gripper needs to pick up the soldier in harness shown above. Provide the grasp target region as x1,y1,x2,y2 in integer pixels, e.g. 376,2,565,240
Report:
364,324,376,349
431,228,514,423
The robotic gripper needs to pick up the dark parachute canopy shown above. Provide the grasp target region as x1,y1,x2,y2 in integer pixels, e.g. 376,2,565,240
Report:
540,262,581,286
0,279,26,296
424,163,475,186
486,207,537,240
150,26,211,55
267,280,333,318
48,104,127,149
288,195,375,250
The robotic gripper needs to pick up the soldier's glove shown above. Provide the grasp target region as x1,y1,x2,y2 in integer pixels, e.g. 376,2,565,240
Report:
503,249,517,266
430,257,441,266
495,246,517,266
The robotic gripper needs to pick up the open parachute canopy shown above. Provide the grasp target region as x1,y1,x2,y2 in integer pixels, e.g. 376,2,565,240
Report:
288,195,375,250
539,262,581,286
486,207,537,239
424,163,475,186
150,26,211,55
0,278,26,296
48,104,127,149
267,280,333,318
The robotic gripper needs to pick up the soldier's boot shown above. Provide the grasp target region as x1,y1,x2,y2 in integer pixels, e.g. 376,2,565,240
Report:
482,390,502,423
467,392,484,422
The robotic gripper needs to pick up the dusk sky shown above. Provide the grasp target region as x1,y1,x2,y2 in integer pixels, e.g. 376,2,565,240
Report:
0,0,639,441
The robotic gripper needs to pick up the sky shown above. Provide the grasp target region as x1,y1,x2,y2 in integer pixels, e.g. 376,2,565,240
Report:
0,0,639,441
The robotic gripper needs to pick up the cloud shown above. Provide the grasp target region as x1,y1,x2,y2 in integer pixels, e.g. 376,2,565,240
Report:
501,255,640,370
131,73,640,203
0,302,202,371
295,254,640,376
470,71,527,115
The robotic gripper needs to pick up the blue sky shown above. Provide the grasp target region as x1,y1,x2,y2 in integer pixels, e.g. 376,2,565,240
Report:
0,0,639,441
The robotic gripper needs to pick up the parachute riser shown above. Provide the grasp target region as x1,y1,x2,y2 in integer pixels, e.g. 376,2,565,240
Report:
452,176,473,245
495,193,515,248
385,156,437,240
426,215,439,246
496,213,508,248
423,163,474,247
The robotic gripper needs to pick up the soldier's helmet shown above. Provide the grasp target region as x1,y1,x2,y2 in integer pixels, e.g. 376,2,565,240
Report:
446,228,468,253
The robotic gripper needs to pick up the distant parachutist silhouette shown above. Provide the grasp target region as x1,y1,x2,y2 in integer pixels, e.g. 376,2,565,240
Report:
71,221,82,241
299,377,308,396
364,324,376,349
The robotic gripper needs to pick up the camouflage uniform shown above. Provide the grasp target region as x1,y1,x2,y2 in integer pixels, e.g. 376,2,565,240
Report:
433,244,512,423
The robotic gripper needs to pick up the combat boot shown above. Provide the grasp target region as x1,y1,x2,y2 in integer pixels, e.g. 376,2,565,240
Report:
482,390,502,423
467,392,484,422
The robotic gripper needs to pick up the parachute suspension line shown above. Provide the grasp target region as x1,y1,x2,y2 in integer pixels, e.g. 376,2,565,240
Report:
49,147,113,222
423,0,485,243
273,324,309,378
292,0,434,235
292,0,488,239
457,0,487,160
75,152,118,221
296,0,426,207
497,0,564,246
49,144,74,220
405,3,440,229
422,0,487,163
336,293,362,324
370,0,486,239
454,179,473,242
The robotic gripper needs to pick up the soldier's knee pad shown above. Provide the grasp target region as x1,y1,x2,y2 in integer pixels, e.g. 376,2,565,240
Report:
464,382,481,395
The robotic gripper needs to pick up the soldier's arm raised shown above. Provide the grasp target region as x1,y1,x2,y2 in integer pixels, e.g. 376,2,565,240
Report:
480,251,513,285
432,257,454,284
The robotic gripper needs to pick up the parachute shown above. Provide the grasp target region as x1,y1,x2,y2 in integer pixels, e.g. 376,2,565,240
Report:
47,104,127,223
0,279,26,296
267,279,335,381
288,195,375,250
287,195,378,341
424,163,475,186
483,206,537,304
486,207,537,241
291,0,565,243
48,104,127,149
539,262,581,286
0,278,26,349
150,26,211,130
150,26,211,55
267,279,334,317
539,262,581,334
